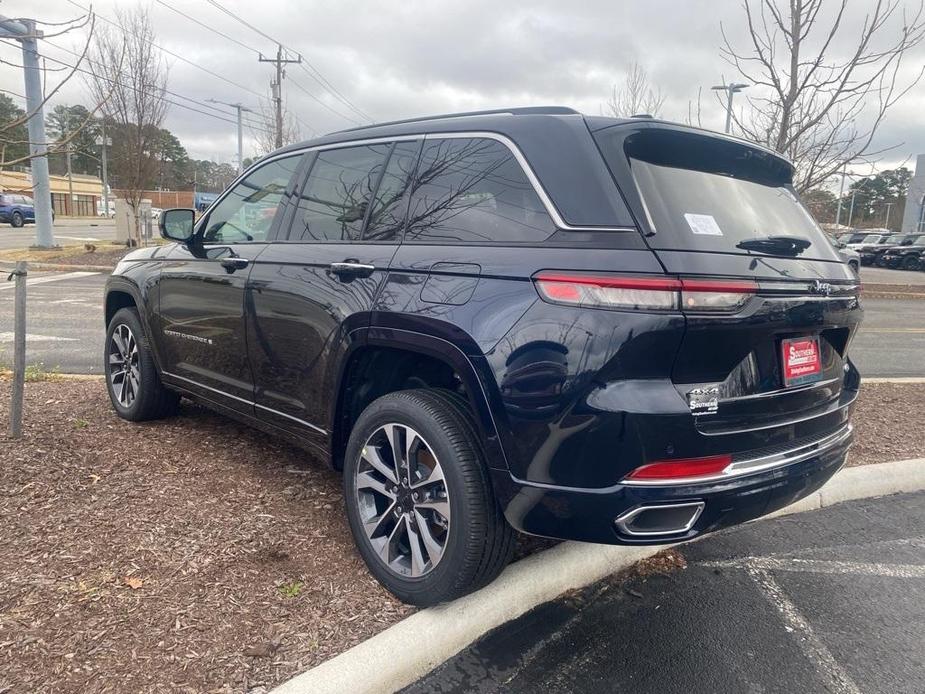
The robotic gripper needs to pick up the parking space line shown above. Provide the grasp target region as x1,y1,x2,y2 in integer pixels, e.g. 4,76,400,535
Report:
706,557,925,579
746,564,862,694
0,271,99,291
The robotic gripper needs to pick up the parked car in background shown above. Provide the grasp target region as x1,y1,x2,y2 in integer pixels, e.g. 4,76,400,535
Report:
857,233,905,265
845,231,891,250
879,242,925,270
97,199,117,218
103,107,862,606
0,192,35,227
832,238,861,274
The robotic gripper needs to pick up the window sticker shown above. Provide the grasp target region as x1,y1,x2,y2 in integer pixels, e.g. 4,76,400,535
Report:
684,213,724,236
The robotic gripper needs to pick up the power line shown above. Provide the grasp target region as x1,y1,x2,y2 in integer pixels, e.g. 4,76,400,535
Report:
0,87,27,100
202,0,372,122
288,74,363,126
65,0,266,101
2,40,274,135
153,0,260,55
40,38,268,132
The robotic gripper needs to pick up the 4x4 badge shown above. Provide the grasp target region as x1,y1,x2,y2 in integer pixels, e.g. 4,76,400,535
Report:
687,386,719,415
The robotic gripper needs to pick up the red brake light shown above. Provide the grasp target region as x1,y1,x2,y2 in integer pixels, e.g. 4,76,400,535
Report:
533,272,757,313
623,454,732,481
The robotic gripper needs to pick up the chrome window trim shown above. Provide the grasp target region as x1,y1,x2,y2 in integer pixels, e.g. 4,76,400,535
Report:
202,132,635,234
623,423,853,487
614,501,705,537
161,371,327,435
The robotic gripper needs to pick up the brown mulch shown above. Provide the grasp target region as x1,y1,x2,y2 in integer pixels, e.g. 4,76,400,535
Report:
849,382,925,466
46,248,132,267
0,379,920,692
0,380,411,693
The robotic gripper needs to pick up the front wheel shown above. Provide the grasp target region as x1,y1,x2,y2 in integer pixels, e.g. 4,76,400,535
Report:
902,255,920,271
343,389,514,606
10,211,23,228
105,307,179,421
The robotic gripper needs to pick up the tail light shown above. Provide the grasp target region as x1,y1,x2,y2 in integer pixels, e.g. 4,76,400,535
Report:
533,272,757,313
623,454,732,482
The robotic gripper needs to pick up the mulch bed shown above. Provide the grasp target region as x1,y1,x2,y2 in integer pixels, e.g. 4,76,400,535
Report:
0,379,920,692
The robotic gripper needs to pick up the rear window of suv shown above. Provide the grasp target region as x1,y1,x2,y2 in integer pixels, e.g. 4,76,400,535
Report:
595,128,839,261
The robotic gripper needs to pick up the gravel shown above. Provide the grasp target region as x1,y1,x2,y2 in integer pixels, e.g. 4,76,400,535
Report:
0,379,919,692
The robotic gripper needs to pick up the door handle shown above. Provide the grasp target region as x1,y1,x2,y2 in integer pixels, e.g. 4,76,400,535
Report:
329,261,375,279
220,257,250,273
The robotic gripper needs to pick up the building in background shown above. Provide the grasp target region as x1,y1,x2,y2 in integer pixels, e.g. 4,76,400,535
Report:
902,153,925,233
0,169,103,216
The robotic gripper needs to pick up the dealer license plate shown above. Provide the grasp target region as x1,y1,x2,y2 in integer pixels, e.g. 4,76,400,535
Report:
781,336,822,387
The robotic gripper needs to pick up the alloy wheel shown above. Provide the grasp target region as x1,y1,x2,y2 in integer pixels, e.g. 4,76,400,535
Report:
108,324,140,408
355,423,451,578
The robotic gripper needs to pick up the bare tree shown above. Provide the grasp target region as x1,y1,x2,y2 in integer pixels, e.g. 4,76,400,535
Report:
85,7,168,246
251,96,300,156
722,0,925,192
604,62,666,118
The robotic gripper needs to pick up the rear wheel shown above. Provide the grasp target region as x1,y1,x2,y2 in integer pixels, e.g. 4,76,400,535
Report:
105,307,179,421
343,389,514,606
901,255,920,271
10,211,23,228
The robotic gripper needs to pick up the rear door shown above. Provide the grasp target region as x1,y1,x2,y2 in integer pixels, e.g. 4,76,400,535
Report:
155,153,305,412
593,125,862,437
247,139,422,442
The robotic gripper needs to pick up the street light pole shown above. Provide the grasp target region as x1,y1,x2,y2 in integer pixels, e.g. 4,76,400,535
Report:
884,201,893,229
0,16,55,247
835,162,848,227
96,124,112,217
206,98,253,174
711,82,749,134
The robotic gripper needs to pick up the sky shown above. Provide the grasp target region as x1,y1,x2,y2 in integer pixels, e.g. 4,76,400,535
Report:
1,0,923,180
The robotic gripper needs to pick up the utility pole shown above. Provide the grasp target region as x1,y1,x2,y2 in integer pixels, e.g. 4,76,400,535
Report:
96,123,112,217
206,98,253,174
884,201,893,229
711,82,749,134
0,16,55,247
259,45,301,149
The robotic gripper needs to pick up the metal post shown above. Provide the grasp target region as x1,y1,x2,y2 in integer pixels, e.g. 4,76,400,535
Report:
206,99,252,174
66,143,74,216
8,261,27,438
848,190,857,227
1,17,56,247
884,202,893,229
724,89,735,134
99,123,111,217
835,162,847,228
919,194,925,233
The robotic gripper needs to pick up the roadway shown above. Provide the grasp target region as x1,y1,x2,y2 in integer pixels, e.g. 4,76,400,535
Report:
0,270,922,377
0,218,117,250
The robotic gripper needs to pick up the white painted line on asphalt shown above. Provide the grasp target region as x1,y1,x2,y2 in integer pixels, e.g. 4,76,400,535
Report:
746,564,862,694
56,235,102,242
0,270,99,290
0,332,79,343
705,556,925,579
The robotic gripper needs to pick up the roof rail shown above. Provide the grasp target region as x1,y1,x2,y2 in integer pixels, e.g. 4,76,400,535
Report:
333,106,581,134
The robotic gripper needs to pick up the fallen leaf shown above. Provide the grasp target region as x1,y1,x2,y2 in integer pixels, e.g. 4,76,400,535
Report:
123,576,143,590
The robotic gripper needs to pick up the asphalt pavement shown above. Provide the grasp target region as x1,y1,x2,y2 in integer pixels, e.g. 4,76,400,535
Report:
0,263,923,377
405,491,925,694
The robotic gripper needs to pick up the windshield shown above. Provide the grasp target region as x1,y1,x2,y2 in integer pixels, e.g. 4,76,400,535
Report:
595,128,840,261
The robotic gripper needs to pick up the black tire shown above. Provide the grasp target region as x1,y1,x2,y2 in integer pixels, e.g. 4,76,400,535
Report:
104,307,179,421
343,388,514,606
901,255,920,271
848,260,859,275
10,211,23,228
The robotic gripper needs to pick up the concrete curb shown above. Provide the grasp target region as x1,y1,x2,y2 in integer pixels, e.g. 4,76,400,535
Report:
272,457,925,694
0,260,114,273
864,377,925,384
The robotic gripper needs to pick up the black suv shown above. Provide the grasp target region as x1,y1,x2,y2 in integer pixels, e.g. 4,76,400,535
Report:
103,107,861,606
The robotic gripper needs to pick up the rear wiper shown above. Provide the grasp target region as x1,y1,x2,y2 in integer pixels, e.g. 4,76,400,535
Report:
736,235,812,257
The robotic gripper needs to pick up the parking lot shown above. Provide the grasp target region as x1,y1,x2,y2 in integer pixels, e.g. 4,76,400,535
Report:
407,491,925,694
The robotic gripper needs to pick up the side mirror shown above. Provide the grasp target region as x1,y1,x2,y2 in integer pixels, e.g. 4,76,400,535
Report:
159,208,196,243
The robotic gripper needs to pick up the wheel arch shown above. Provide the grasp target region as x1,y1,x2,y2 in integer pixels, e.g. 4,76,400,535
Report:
329,326,510,474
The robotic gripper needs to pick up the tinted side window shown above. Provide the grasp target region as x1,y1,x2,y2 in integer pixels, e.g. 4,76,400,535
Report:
289,144,391,242
203,155,302,244
404,138,555,244
364,140,420,241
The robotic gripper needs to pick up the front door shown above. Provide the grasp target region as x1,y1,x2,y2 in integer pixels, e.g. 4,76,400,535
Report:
247,140,421,441
156,154,306,412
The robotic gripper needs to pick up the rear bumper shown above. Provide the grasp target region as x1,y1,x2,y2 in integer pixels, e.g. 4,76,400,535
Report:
492,422,852,545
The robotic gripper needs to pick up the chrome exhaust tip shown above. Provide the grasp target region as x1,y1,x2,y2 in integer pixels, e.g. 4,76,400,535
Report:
614,501,705,537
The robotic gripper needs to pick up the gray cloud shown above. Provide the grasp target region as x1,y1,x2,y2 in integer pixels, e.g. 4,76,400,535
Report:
1,0,923,175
